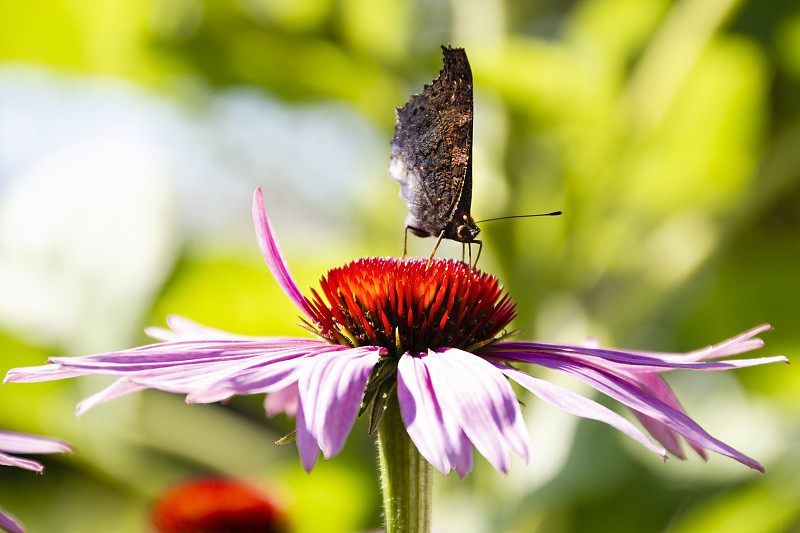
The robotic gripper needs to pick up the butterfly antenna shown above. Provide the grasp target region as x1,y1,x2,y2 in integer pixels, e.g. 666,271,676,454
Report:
476,211,562,223
467,212,556,268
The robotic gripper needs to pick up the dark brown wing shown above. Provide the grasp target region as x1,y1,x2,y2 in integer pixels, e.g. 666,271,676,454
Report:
389,46,474,239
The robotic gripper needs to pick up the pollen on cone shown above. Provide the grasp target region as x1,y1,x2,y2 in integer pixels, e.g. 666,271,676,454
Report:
306,257,518,354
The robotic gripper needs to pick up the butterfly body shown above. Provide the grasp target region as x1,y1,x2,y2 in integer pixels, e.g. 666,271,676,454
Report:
389,46,481,262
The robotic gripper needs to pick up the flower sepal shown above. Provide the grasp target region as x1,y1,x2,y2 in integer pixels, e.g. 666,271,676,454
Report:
467,327,520,353
274,431,296,446
360,359,399,435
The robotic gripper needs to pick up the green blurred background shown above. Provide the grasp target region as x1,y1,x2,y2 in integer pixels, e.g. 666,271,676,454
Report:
0,0,798,531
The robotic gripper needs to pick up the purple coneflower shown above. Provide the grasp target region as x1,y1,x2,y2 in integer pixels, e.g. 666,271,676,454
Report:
4,188,788,532
0,430,72,533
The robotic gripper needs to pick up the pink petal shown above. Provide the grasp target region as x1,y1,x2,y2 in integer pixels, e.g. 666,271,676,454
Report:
420,349,531,474
252,187,315,319
11,336,337,418
629,372,706,459
145,315,261,341
0,431,72,455
265,383,299,418
184,353,310,403
488,343,787,372
217,345,348,395
0,453,45,472
680,324,774,361
116,347,312,405
397,353,472,477
295,347,380,471
0,508,24,533
521,354,765,472
47,338,324,372
0,430,72,473
295,403,319,471
486,325,786,372
4,365,85,384
497,364,666,459
24,339,326,403
76,379,147,417
632,411,687,460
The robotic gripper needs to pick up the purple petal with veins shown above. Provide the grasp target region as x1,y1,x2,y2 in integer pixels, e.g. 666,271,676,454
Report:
397,352,473,477
496,363,667,459
296,347,380,471
398,349,530,475
253,187,315,319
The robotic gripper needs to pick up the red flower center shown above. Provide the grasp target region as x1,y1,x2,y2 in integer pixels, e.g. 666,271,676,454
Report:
305,257,517,355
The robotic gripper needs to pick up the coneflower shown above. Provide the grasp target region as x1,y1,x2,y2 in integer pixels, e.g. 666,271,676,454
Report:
5,188,787,533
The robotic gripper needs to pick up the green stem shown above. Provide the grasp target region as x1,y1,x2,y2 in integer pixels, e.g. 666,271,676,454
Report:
376,393,432,533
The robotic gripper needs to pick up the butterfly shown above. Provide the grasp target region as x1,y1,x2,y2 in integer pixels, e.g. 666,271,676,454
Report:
388,45,482,266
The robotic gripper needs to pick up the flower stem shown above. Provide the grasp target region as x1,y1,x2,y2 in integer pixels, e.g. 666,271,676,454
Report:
377,392,432,533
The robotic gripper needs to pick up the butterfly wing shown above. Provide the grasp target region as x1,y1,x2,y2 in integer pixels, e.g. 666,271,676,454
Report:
389,46,474,239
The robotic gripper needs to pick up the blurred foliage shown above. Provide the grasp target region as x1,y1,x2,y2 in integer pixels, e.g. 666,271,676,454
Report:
1,0,799,532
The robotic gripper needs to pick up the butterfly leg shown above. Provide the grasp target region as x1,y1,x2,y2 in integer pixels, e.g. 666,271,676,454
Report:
471,240,483,269
426,229,447,269
403,227,410,258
